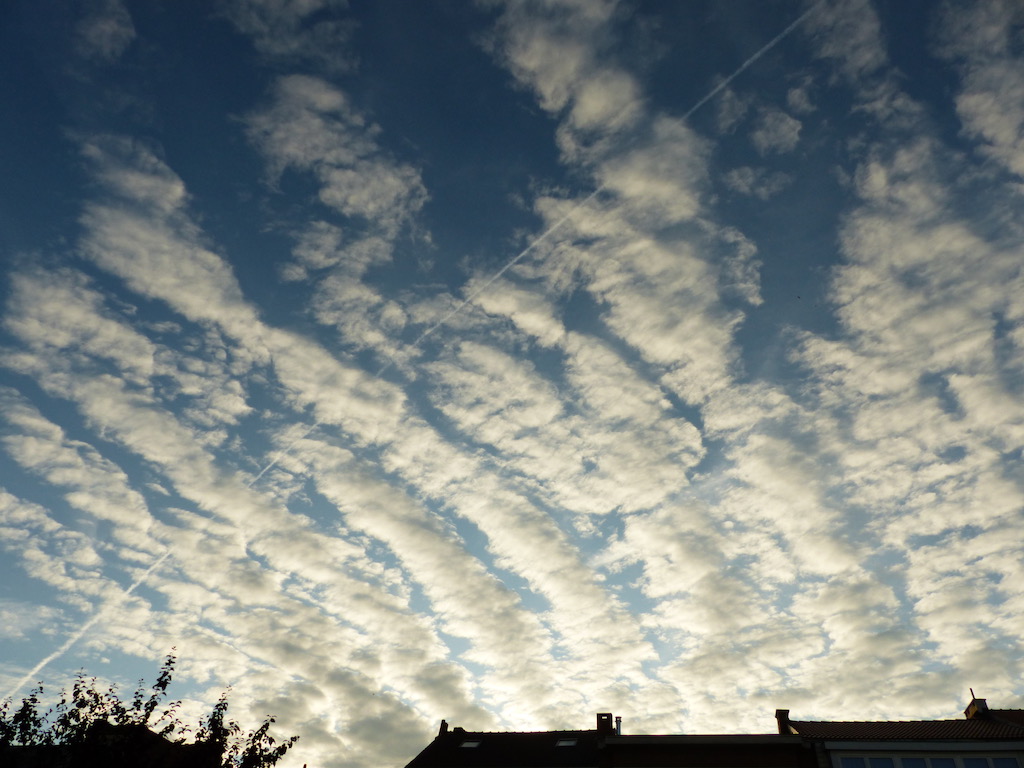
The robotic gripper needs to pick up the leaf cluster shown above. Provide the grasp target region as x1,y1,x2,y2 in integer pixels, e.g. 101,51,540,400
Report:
195,693,301,768
0,651,298,768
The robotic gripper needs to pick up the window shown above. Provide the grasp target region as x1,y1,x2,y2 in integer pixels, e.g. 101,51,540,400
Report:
555,739,578,747
837,756,1020,768
841,759,897,768
460,740,481,748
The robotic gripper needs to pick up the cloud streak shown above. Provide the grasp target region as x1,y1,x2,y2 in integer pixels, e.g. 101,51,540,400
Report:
3,2,1024,766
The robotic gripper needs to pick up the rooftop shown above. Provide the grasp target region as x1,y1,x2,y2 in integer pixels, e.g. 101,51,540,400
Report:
404,727,603,768
778,699,1024,741
405,699,1024,768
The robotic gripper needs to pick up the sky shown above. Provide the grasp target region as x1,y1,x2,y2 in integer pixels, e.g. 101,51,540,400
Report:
1,0,1024,766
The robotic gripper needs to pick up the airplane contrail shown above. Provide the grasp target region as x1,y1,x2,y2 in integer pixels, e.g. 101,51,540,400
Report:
413,1,823,348
2,550,171,702
682,2,821,121
213,0,824,518
248,182,609,487
9,0,820,703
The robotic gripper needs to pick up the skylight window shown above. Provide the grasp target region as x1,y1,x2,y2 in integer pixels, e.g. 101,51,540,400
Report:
460,740,482,748
556,739,578,747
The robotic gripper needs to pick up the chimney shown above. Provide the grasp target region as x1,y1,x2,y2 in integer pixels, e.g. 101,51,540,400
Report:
597,713,614,734
614,716,622,735
439,720,449,736
965,697,989,720
776,709,793,734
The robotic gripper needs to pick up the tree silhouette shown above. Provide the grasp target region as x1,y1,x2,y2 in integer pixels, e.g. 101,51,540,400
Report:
0,651,299,768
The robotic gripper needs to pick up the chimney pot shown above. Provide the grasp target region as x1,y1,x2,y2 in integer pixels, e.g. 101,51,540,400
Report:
597,713,614,734
439,720,449,736
965,698,989,720
775,709,792,734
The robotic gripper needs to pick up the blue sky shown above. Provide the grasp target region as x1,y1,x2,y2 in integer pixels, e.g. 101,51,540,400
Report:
2,1,1024,766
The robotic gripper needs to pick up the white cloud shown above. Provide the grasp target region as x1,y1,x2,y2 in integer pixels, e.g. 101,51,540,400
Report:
486,0,623,118
0,325,478,768
766,12,1024,720
935,0,1024,179
75,0,135,62
8,1,1024,758
723,166,792,199
468,277,567,348
219,0,355,72
16,121,688,744
244,75,430,361
0,490,110,609
246,75,368,172
246,76,427,235
321,164,426,227
595,116,709,225
4,267,156,385
484,0,643,166
0,388,160,556
716,87,751,133
787,78,815,114
750,106,802,155
0,600,60,641
78,140,263,346
803,0,888,81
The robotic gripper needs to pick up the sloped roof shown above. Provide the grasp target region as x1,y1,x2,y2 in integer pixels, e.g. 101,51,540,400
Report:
601,734,815,768
404,728,602,768
405,706,1024,768
788,711,1024,741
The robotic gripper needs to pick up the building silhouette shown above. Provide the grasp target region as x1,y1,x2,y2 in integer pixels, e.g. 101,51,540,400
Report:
406,698,1024,768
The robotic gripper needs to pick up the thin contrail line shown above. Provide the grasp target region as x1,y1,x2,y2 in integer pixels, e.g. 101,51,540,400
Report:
201,3,823,492
249,183,610,486
10,1,818,703
412,1,822,351
407,185,608,356
2,550,171,702
248,420,321,486
682,2,821,121
220,2,823,504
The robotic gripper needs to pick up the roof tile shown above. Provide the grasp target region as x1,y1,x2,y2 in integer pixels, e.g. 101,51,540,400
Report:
790,712,1024,741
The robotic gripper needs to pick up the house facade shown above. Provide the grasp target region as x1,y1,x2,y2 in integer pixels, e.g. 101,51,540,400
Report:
778,698,1024,768
405,699,1024,768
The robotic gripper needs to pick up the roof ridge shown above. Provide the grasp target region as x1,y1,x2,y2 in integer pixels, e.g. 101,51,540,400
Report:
451,728,597,735
790,718,966,724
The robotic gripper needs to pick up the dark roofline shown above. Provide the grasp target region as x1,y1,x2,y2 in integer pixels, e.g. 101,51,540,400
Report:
605,735,804,745
409,703,1024,768
442,728,600,737
782,714,1024,742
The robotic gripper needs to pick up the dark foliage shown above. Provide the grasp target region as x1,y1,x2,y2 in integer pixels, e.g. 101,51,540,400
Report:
0,652,299,768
